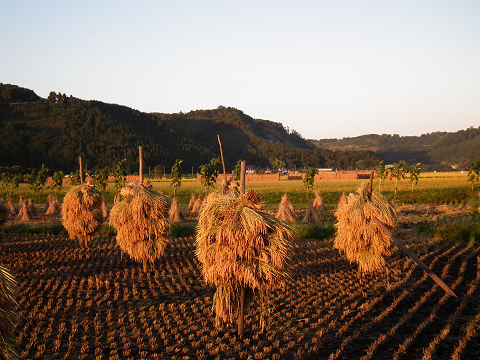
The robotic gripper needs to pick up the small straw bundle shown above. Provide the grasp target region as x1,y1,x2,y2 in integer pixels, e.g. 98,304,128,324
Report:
275,193,295,222
16,202,31,222
192,195,203,214
62,184,104,248
27,199,39,219
188,194,196,211
169,197,185,222
18,196,25,211
334,182,395,274
45,194,61,215
303,201,319,223
109,182,171,272
101,198,110,219
313,191,326,211
7,199,17,217
195,190,292,332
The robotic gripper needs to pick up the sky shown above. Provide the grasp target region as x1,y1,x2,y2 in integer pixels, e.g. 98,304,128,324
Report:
1,1,479,139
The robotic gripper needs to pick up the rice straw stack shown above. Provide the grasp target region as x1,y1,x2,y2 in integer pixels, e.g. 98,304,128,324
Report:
313,191,326,211
16,202,31,222
169,197,185,222
7,199,17,217
27,199,39,218
62,184,104,248
275,193,295,222
303,201,319,223
334,183,395,274
192,195,203,214
45,194,61,215
101,198,110,219
18,196,25,212
195,189,292,330
188,194,196,211
109,182,171,272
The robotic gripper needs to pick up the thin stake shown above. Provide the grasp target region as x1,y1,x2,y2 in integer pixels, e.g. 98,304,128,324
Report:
217,135,228,183
368,170,374,196
79,157,83,185
373,218,457,297
139,146,143,184
238,286,245,338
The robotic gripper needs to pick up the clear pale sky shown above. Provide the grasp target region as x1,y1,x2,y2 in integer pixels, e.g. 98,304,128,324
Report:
2,1,479,139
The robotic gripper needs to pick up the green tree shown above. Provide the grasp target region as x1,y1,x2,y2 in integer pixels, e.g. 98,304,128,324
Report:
233,159,243,181
199,158,221,194
409,163,421,192
91,167,111,193
467,159,480,190
170,159,183,196
375,161,388,192
25,167,50,197
69,169,82,186
303,167,318,198
391,160,407,195
0,172,22,198
50,171,64,195
113,159,127,192
271,157,286,174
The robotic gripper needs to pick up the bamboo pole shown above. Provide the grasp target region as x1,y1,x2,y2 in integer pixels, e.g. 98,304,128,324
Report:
139,146,143,184
240,161,246,195
217,135,228,183
238,286,245,338
79,157,83,185
373,218,456,297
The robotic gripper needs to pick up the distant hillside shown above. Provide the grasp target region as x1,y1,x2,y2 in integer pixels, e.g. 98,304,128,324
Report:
0,83,381,173
310,128,480,168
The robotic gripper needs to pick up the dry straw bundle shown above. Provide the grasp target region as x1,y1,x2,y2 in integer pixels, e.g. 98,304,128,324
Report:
169,197,185,222
27,199,39,219
18,195,25,211
192,195,203,214
334,182,395,274
7,199,17,217
275,193,295,222
45,194,61,215
303,201,319,223
313,191,326,211
16,202,31,222
188,194,196,211
195,189,292,333
109,182,171,272
62,184,104,248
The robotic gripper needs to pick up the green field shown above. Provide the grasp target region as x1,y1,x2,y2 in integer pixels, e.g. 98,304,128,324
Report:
4,172,478,209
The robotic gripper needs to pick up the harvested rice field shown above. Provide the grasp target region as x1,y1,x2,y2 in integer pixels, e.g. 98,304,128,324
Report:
3,204,480,360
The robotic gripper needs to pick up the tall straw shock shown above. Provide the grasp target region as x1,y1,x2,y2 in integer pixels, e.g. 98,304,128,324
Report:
195,190,292,334
334,172,456,297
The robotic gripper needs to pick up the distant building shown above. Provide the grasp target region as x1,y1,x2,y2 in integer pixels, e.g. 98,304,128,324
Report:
245,165,256,174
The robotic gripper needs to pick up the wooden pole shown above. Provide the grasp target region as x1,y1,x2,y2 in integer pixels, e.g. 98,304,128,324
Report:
368,170,374,197
139,146,143,184
240,161,246,195
373,218,457,297
238,286,245,338
79,157,83,185
217,135,228,183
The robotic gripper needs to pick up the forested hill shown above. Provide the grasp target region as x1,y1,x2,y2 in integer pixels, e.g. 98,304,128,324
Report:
310,128,480,168
0,83,381,173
